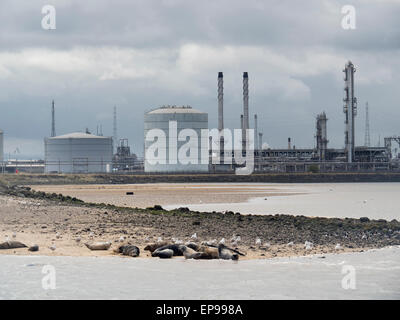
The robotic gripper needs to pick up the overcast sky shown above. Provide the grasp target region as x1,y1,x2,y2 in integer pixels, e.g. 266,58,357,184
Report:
0,0,399,158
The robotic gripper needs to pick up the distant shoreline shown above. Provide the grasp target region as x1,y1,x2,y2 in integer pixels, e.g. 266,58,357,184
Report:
1,172,400,186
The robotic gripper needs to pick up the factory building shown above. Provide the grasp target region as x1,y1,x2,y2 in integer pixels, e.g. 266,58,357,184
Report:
44,132,113,173
144,105,208,173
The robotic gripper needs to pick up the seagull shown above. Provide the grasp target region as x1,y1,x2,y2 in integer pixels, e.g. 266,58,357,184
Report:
144,236,150,242
305,241,313,251
191,233,197,240
263,242,271,249
89,232,94,239
174,239,183,244
56,233,61,239
255,238,262,246
119,236,125,242
157,237,163,243
219,238,225,244
49,243,56,251
287,241,294,247
335,243,341,250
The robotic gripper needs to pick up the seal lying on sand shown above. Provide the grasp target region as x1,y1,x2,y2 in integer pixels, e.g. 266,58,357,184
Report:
154,248,174,259
152,244,184,257
85,242,112,251
218,244,239,260
195,245,219,259
144,242,168,253
0,241,27,249
118,245,140,257
179,245,203,259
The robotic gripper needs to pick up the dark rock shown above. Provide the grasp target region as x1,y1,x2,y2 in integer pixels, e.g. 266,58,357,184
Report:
28,245,39,252
360,217,370,222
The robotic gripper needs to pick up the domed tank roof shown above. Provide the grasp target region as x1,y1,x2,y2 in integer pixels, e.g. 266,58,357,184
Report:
147,105,204,114
49,132,110,139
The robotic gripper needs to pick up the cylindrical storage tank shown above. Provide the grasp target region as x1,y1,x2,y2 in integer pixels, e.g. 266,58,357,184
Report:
144,106,208,172
0,129,3,162
44,132,113,173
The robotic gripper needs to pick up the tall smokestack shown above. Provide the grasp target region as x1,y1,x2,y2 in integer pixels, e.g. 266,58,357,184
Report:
288,137,291,150
51,100,56,137
254,114,258,150
343,61,357,163
243,72,249,149
258,132,263,150
240,114,243,130
218,72,224,131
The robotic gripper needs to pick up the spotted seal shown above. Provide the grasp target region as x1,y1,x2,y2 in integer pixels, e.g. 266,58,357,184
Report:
0,241,27,249
154,248,174,259
152,244,184,257
218,243,239,260
118,244,140,257
85,242,112,251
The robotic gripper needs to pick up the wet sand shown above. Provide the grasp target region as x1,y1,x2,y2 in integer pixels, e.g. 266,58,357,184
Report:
29,183,304,208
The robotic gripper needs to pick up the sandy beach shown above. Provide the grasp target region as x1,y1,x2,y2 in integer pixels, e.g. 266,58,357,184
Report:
1,185,399,260
29,183,304,209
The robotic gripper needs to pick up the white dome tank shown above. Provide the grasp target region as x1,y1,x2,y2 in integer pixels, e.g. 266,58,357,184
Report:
144,106,208,172
44,132,113,173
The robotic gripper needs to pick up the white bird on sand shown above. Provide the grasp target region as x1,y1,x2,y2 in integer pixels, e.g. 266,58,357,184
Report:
335,243,341,250
4,235,10,242
89,232,94,239
12,232,16,239
287,241,294,247
119,236,125,242
49,243,56,251
305,241,313,251
174,239,183,244
56,232,61,239
191,233,197,240
255,238,262,246
219,238,225,244
75,237,81,243
263,242,271,249
157,237,163,243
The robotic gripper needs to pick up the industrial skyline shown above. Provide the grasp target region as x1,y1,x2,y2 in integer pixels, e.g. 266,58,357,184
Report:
0,0,399,158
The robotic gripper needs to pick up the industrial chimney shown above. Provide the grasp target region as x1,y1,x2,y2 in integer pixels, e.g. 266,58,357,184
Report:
243,72,249,150
343,61,357,163
218,72,224,132
51,100,56,137
254,114,258,150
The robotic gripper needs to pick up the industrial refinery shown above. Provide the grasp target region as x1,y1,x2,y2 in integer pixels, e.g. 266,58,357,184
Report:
0,61,399,174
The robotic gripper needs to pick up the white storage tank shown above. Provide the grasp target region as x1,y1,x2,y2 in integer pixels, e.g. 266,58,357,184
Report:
44,132,113,173
144,106,208,172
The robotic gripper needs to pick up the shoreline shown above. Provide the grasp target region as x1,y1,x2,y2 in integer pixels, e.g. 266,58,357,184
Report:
0,182,399,260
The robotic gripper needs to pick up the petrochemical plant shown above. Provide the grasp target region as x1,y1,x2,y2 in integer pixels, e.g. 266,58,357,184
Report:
0,61,399,174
